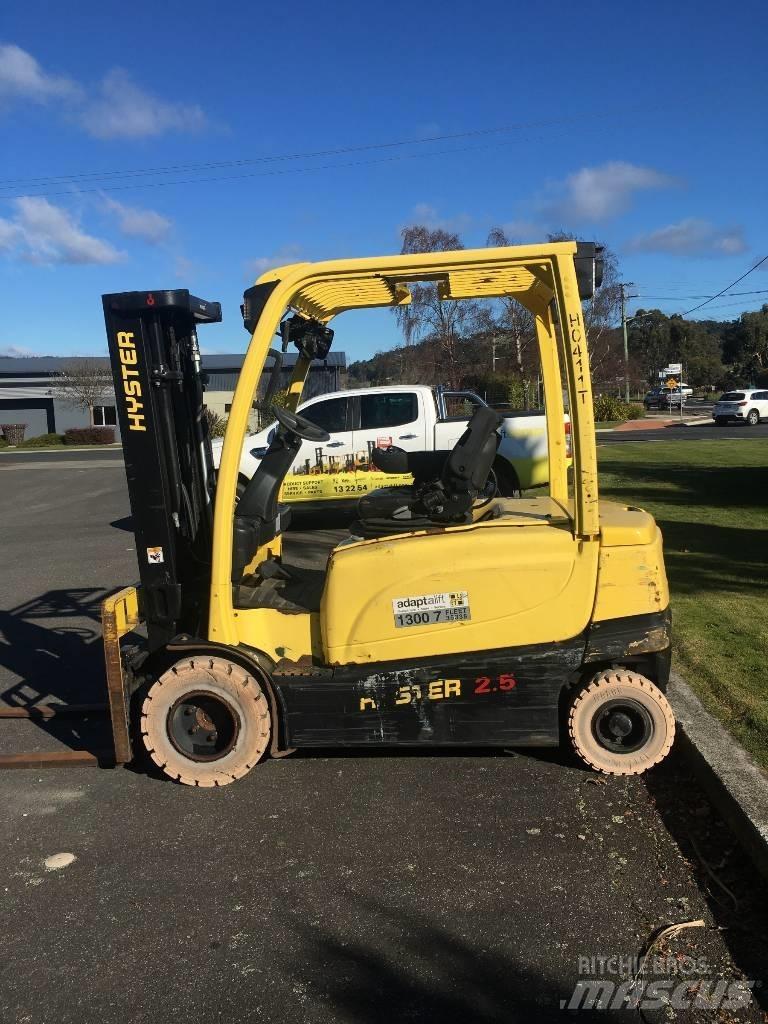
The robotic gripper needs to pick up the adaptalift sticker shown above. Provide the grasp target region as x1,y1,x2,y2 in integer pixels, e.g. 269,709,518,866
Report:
147,546,164,564
392,591,470,628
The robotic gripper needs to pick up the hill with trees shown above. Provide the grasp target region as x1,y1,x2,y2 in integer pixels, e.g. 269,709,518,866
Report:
347,224,768,403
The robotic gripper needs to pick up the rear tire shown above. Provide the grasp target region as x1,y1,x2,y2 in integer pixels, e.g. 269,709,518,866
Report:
140,656,271,786
568,669,675,776
746,409,760,426
492,460,522,498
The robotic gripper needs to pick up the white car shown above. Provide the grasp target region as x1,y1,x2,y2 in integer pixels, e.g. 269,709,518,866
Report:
212,384,568,509
713,389,768,426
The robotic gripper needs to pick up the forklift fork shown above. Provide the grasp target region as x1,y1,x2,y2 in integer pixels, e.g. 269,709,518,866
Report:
0,586,140,770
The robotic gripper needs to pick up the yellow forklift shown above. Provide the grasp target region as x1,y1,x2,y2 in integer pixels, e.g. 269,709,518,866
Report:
97,241,674,786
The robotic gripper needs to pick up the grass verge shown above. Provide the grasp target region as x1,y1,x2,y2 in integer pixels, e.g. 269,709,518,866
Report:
597,440,768,769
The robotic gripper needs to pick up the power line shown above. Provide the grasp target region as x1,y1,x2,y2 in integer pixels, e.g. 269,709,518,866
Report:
0,129,613,202
0,109,625,194
638,289,768,300
679,256,768,315
684,298,767,312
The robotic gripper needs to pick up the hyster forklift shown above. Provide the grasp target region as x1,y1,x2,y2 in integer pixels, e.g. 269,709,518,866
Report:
99,241,674,787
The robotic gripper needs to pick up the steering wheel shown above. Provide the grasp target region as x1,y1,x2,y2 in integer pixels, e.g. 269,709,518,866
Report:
272,405,330,443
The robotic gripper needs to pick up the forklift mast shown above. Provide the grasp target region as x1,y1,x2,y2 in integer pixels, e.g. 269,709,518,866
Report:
102,290,222,652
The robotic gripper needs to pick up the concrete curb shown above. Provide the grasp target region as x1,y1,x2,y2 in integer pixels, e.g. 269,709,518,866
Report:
668,672,768,881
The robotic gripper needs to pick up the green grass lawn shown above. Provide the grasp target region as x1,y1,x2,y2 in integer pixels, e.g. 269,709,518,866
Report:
597,440,768,769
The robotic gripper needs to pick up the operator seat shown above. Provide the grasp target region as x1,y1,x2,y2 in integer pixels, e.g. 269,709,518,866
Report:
351,405,503,539
231,429,300,583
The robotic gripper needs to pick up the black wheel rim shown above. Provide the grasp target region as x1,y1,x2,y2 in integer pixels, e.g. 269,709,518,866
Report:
592,698,654,754
167,691,240,762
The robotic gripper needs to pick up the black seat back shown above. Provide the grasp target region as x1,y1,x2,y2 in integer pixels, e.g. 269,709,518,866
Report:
440,406,503,498
231,431,299,582
356,406,503,535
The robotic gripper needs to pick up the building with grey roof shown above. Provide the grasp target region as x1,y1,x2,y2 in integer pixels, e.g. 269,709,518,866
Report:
0,351,347,440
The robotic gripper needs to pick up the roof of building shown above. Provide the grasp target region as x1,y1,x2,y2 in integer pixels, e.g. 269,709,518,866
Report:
0,351,346,376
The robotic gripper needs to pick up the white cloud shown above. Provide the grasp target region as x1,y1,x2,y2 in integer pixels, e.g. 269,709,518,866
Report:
497,220,544,242
406,203,473,233
0,217,20,250
0,197,123,264
103,197,172,243
0,43,80,103
541,161,677,223
628,218,747,257
79,68,206,139
0,344,37,357
173,253,196,279
0,45,206,139
245,244,304,279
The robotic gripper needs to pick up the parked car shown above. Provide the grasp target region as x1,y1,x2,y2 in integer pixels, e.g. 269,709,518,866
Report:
713,389,768,426
212,384,570,509
643,387,687,410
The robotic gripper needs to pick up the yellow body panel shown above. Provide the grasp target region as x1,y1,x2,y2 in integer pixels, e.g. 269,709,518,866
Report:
233,606,321,664
593,503,669,621
321,498,599,665
231,500,666,666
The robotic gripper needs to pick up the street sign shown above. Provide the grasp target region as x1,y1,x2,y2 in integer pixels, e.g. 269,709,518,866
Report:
663,363,682,375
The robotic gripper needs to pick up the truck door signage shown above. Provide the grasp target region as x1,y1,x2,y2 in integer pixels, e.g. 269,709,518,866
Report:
116,331,146,431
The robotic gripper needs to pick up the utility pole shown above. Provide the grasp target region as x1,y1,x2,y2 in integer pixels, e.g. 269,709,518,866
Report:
619,283,638,403
492,335,498,373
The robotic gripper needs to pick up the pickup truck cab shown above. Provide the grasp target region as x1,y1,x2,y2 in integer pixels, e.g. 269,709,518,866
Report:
212,384,565,508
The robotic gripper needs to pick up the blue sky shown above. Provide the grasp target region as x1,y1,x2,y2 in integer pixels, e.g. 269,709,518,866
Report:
1,0,766,362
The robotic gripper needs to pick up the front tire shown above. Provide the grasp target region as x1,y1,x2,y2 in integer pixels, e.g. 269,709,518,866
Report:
568,669,675,776
140,656,271,786
746,409,760,426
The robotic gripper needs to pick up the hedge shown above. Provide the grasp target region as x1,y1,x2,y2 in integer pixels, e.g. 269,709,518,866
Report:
64,426,116,445
593,395,645,423
19,433,66,448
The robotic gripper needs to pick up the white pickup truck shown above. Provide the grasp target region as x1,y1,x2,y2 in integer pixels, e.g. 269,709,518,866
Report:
214,385,566,508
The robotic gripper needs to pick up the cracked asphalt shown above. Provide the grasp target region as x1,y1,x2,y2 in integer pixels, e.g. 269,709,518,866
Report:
1,453,767,1023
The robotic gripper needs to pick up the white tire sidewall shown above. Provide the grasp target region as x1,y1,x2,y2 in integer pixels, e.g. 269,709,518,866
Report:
141,657,270,786
570,674,674,775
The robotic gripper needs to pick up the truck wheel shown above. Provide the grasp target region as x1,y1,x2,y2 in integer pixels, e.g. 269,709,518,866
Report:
140,656,271,786
492,460,521,498
568,670,675,775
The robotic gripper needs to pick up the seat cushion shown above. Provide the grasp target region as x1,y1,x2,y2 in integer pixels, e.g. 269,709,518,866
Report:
357,486,415,520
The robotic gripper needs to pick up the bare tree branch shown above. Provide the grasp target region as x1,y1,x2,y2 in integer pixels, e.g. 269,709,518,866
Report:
48,359,113,426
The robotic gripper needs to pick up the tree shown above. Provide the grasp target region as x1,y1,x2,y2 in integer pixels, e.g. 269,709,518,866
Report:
723,305,768,382
485,227,537,377
393,225,482,388
49,359,113,425
627,309,673,383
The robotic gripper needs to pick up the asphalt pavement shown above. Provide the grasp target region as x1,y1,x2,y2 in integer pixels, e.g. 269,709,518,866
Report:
1,457,767,1022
